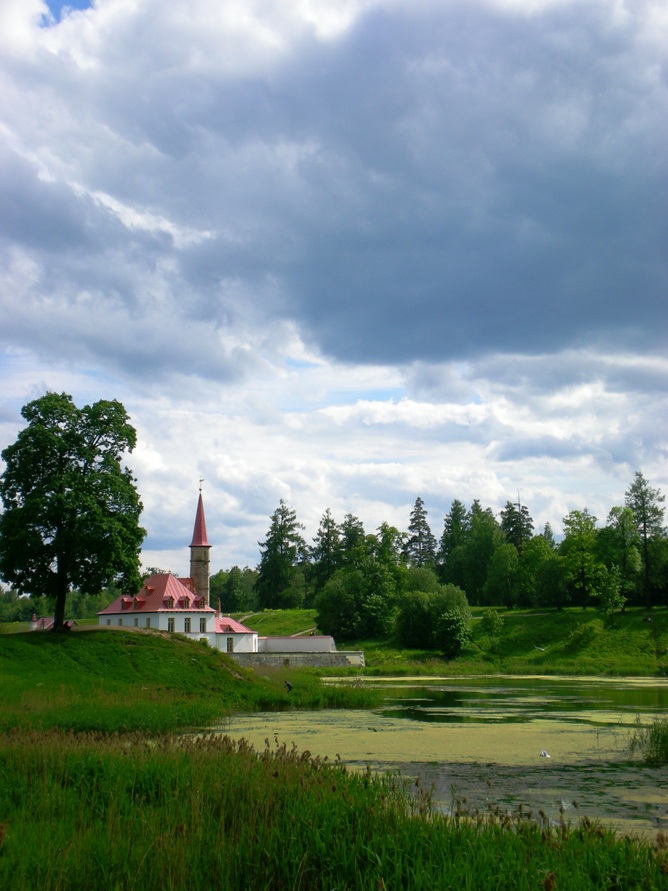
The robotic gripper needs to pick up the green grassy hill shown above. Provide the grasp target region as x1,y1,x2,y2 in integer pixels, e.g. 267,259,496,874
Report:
360,606,668,677
233,608,317,636
0,628,281,733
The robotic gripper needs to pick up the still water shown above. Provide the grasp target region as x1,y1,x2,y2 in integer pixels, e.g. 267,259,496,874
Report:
220,676,668,838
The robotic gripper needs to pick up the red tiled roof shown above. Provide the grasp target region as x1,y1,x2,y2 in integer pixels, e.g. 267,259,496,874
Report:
190,493,210,548
98,573,215,615
214,616,255,634
32,617,55,630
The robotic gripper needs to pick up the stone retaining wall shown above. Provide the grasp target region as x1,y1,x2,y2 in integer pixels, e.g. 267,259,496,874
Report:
230,650,365,669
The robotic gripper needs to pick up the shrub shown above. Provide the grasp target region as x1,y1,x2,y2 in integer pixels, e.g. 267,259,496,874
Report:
435,609,471,659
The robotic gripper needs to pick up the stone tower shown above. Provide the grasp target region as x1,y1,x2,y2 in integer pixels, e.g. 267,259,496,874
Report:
189,490,211,606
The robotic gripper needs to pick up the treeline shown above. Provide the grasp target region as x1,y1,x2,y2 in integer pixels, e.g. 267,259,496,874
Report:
0,586,119,624
237,471,666,643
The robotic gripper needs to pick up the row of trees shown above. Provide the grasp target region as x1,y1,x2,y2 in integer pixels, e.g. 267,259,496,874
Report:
251,473,666,640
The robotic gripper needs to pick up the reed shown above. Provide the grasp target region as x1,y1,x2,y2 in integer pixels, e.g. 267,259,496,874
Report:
629,716,668,766
0,730,665,891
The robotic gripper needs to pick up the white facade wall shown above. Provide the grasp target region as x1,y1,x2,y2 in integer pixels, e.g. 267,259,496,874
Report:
100,610,213,636
212,632,259,654
98,612,259,653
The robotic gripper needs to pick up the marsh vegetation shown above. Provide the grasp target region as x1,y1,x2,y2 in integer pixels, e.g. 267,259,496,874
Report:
1,624,668,888
1,729,667,891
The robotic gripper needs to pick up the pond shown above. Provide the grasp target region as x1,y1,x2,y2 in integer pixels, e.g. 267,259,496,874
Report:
218,676,668,838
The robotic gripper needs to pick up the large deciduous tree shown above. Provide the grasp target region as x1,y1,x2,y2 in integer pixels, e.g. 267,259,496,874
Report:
0,392,145,630
560,508,601,607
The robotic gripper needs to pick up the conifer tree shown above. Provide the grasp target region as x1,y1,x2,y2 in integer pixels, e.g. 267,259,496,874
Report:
403,497,437,567
255,500,307,609
500,500,534,554
625,472,666,608
438,499,469,579
309,508,343,595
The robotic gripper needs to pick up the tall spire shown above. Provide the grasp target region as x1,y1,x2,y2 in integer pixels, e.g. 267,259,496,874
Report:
189,489,211,605
190,492,210,547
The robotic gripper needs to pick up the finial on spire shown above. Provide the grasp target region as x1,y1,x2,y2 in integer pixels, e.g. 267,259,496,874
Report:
199,477,204,493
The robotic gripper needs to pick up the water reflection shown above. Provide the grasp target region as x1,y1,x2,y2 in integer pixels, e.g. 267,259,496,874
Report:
374,676,668,725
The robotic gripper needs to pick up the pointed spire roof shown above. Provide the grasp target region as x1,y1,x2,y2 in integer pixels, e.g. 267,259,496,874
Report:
190,492,210,548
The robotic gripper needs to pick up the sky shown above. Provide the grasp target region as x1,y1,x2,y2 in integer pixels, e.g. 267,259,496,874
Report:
1,0,666,578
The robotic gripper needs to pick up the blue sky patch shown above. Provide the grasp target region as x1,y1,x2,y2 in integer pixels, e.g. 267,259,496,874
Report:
43,0,93,24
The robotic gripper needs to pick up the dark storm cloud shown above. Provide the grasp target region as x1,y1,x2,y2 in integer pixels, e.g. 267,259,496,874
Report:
1,0,665,386
270,3,666,364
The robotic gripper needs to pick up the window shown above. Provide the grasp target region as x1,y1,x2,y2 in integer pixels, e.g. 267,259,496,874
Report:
226,637,234,653
134,618,138,627
146,618,151,629
200,618,206,633
133,600,139,610
118,618,123,626
106,619,110,626
168,618,175,633
184,618,191,633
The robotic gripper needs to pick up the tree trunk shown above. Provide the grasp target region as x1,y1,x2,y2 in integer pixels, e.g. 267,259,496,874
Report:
52,553,69,631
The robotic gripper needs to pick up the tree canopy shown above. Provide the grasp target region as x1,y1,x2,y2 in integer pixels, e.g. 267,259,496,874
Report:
0,392,145,629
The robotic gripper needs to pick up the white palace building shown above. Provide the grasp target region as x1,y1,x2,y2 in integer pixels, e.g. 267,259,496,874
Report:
98,493,364,668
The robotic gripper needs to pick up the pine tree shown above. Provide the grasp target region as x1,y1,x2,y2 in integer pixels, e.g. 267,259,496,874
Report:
500,500,534,554
625,472,666,608
309,508,343,595
438,499,469,587
403,497,437,567
340,513,367,564
255,500,307,609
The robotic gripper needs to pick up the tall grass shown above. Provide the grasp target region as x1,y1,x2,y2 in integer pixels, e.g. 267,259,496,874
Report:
629,716,668,766
0,729,666,891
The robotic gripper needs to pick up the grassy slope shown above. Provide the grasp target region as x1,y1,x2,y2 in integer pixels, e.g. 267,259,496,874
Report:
0,629,283,733
0,626,383,733
362,610,668,676
234,607,318,635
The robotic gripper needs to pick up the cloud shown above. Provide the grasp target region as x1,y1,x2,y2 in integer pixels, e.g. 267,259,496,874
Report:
0,0,666,573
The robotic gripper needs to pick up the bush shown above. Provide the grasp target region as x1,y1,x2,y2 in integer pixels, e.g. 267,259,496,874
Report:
396,584,470,650
435,609,471,659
